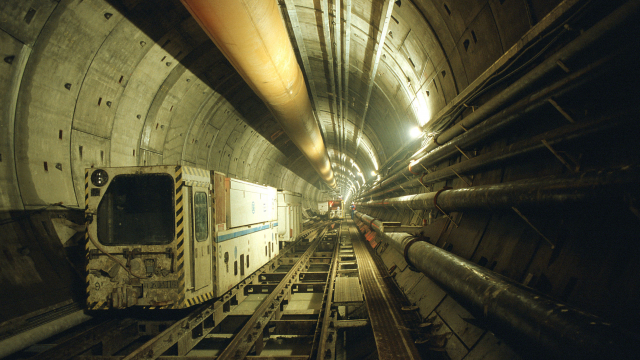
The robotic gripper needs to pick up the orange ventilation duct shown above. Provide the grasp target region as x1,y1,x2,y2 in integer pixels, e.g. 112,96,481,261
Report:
180,0,336,188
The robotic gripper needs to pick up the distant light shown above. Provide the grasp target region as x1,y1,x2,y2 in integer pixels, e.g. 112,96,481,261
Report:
410,126,422,138
371,171,376,176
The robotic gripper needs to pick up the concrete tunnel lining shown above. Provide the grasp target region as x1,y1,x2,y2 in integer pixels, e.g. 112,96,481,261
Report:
1,0,639,358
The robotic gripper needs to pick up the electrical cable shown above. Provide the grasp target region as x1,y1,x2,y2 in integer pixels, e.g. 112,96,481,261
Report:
424,0,595,135
0,202,81,226
85,225,148,280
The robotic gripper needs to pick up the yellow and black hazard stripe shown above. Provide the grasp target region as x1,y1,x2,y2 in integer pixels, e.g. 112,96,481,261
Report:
174,165,186,309
85,170,92,309
185,291,214,307
87,301,109,310
85,171,109,310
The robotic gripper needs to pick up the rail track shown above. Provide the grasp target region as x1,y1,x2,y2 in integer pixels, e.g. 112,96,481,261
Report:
6,220,425,360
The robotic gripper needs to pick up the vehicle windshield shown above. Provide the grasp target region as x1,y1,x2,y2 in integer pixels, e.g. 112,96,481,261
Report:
97,174,174,245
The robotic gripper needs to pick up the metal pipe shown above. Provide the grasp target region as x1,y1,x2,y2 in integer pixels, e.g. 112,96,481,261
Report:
365,110,634,199
357,165,640,211
180,0,336,188
364,48,612,196
0,310,91,358
363,0,640,196
353,211,639,359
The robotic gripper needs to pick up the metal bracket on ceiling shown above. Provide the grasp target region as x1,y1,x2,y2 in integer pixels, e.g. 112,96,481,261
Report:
511,207,556,249
433,187,459,228
454,145,471,160
541,139,581,173
450,168,471,187
547,98,575,123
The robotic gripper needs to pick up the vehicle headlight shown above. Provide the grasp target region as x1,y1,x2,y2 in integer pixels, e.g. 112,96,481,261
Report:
91,169,109,187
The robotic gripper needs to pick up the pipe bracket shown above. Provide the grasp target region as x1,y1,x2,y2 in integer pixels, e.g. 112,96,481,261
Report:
403,236,430,272
433,186,452,216
434,186,459,227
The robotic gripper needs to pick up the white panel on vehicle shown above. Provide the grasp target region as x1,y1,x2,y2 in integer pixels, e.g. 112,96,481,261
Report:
278,206,287,237
318,201,328,214
228,179,276,228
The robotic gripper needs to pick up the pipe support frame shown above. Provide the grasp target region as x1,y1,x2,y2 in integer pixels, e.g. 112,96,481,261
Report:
353,210,640,359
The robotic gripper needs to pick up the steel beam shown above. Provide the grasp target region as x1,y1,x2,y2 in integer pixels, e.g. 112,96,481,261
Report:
122,224,329,360
316,224,342,360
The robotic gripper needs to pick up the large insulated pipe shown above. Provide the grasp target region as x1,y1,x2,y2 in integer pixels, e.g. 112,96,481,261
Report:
180,0,336,188
357,165,640,211
353,211,639,359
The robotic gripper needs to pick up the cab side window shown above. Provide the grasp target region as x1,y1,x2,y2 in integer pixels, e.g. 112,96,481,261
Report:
194,192,208,241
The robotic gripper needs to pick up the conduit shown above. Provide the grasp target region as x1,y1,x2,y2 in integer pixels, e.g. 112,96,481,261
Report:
356,165,640,211
0,310,92,358
364,0,640,196
368,50,609,195
353,211,640,359
180,0,336,188
365,111,634,200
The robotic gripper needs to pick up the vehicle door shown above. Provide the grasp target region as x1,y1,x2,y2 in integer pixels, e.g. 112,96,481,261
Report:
191,186,212,291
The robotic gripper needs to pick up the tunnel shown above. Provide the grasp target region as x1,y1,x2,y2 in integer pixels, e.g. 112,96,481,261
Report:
1,0,639,359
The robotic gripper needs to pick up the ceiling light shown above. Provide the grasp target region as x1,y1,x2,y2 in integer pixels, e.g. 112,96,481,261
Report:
410,126,422,138
370,171,376,176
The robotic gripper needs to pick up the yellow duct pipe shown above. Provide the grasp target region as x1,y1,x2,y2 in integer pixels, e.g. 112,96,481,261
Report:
180,0,336,188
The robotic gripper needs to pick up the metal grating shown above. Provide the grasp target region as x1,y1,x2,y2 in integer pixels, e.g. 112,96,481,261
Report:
350,225,421,360
334,277,363,303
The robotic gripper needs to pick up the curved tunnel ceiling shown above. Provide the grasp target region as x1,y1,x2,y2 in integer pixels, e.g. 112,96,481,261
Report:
0,0,557,209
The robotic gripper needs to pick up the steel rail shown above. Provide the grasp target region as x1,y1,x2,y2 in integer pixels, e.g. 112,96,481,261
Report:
335,0,343,171
320,0,341,154
215,225,332,359
349,223,420,359
343,0,352,176
314,224,342,359
122,223,329,360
